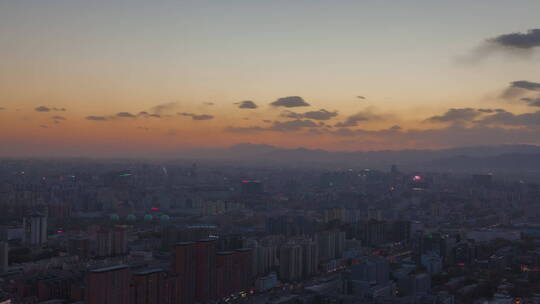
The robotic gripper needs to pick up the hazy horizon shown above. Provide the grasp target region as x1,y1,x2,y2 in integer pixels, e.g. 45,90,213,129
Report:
2,1,540,156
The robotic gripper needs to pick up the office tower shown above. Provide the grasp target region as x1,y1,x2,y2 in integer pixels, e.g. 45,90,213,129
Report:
194,239,217,302
112,226,128,256
86,265,131,304
0,242,7,273
279,243,303,282
173,242,196,304
22,213,47,246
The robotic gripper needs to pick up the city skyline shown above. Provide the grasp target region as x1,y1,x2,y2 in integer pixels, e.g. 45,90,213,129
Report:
1,1,540,156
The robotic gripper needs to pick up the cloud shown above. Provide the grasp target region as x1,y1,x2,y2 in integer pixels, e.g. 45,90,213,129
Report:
35,106,51,112
270,96,310,108
137,111,161,118
357,96,366,100
501,80,540,99
165,129,178,136
269,119,318,131
224,126,266,134
520,97,540,107
150,102,179,114
489,29,540,50
116,112,136,118
203,102,215,106
178,112,214,120
329,125,402,137
425,108,483,124
262,120,272,123
86,116,109,121
510,80,540,91
34,106,66,112
51,115,66,124
225,119,319,133
0,107,5,110
40,125,48,128
459,29,540,63
477,108,505,113
281,109,338,120
476,109,540,126
236,100,258,109
335,110,380,127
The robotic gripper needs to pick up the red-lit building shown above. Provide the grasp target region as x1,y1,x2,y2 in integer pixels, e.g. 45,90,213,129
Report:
86,265,131,304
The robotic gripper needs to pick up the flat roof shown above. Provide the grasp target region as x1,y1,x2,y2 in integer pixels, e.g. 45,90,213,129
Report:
90,265,128,273
133,268,164,275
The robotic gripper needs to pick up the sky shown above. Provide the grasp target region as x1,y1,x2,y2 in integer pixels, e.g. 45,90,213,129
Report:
1,0,540,157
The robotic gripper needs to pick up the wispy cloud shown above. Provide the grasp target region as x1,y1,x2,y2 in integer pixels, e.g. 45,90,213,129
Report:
178,112,214,120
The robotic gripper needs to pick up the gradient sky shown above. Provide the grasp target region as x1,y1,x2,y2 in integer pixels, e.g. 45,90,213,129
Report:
1,1,540,156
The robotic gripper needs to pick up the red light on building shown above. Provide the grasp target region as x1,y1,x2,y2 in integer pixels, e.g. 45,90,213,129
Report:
413,175,422,181
241,180,251,183
151,207,159,211
457,263,465,267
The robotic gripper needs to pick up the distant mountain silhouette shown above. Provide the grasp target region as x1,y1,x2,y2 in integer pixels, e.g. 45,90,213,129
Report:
179,143,540,172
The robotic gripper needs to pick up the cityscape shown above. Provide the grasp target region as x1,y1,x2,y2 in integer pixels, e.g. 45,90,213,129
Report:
2,1,540,304
0,157,539,304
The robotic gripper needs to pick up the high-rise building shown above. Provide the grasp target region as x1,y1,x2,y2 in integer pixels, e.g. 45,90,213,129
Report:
472,174,492,188
359,220,385,247
279,243,303,282
131,269,164,304
317,230,345,260
240,180,263,195
23,213,47,246
86,265,131,304
351,256,389,285
112,226,128,256
194,239,217,302
216,251,234,298
173,242,196,304
96,229,112,257
68,237,90,259
301,240,318,278
234,248,253,291
0,242,8,273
